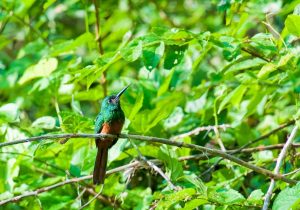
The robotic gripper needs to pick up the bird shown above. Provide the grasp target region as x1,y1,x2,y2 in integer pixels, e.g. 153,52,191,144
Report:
93,85,129,185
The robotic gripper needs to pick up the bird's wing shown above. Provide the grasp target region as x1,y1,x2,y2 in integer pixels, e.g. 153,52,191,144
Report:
95,113,104,134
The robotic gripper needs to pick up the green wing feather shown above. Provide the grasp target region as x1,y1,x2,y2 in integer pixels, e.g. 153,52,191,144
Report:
95,113,104,134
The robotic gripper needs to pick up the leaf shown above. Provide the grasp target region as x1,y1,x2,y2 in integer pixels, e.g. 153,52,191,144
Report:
157,69,174,96
121,39,143,62
0,103,19,123
218,85,247,113
50,32,95,56
32,116,56,130
158,145,183,181
142,41,165,71
163,44,188,70
156,188,196,209
273,183,300,210
208,188,245,205
285,14,300,36
122,84,144,121
258,63,277,79
247,189,264,205
18,58,58,85
182,198,208,210
225,58,266,74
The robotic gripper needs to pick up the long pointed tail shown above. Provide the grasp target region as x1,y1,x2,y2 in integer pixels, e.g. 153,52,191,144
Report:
93,146,108,185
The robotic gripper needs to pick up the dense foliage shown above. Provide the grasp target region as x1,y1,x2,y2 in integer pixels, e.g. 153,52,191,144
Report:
1,0,300,209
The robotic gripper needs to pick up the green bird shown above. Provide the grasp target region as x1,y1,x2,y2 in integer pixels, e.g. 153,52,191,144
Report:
93,85,129,185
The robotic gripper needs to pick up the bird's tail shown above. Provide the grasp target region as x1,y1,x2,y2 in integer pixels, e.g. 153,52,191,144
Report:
93,145,108,185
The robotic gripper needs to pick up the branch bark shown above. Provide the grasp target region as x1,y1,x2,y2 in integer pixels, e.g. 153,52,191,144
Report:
0,161,139,206
262,125,298,210
0,133,297,185
93,0,107,96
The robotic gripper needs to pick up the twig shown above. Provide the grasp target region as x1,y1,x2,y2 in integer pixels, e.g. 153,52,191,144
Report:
262,125,298,210
93,0,107,96
283,168,300,177
0,133,297,185
241,47,270,62
0,161,140,206
79,185,104,209
202,119,297,175
129,139,179,190
83,187,116,207
171,124,231,140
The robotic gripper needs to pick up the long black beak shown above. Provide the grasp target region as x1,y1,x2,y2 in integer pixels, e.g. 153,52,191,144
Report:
115,85,130,100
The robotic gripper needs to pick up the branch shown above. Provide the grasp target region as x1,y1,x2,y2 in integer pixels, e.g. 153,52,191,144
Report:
92,0,107,96
0,133,297,185
202,119,297,175
171,124,231,140
262,125,298,210
129,139,179,190
0,161,139,206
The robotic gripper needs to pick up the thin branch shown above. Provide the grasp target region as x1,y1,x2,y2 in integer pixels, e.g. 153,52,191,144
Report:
262,126,298,210
238,119,296,151
92,0,107,97
241,47,270,62
129,139,179,190
79,185,104,209
0,161,139,206
171,124,231,141
0,133,297,185
83,187,116,207
202,119,297,175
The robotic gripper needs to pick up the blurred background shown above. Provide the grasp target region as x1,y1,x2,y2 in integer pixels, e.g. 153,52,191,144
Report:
0,0,300,209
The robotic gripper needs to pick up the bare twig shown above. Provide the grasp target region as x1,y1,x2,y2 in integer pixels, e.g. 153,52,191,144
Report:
241,47,270,62
129,140,179,190
93,0,107,96
202,119,297,175
262,125,298,210
171,124,231,141
80,185,104,209
0,161,140,206
0,133,297,185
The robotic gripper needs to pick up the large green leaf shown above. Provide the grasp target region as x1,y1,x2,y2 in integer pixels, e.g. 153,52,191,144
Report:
18,58,58,85
142,41,165,71
285,14,300,36
273,183,300,210
163,44,188,70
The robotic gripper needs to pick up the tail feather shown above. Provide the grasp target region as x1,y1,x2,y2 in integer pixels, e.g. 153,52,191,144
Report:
93,146,108,185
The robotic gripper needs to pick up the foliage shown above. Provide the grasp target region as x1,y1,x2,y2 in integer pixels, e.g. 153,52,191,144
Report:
0,0,300,209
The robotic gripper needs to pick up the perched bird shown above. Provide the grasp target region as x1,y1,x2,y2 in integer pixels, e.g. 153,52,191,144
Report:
93,85,129,185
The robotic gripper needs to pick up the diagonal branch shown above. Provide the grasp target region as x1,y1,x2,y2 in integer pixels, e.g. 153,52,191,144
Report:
0,133,297,185
0,161,140,206
262,125,298,210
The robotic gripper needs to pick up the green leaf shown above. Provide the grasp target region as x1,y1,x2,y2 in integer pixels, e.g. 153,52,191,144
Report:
121,39,143,62
142,41,165,71
50,32,95,56
208,188,245,205
163,44,188,70
285,14,300,36
157,69,174,96
182,198,208,210
218,85,247,113
156,188,196,209
32,116,56,130
18,58,58,85
247,189,264,205
258,63,277,79
158,145,183,181
273,183,300,210
0,103,19,123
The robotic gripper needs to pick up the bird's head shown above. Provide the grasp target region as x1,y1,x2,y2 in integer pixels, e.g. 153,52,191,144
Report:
101,85,129,111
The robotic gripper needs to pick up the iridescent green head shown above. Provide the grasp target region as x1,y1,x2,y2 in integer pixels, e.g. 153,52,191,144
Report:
101,85,129,114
